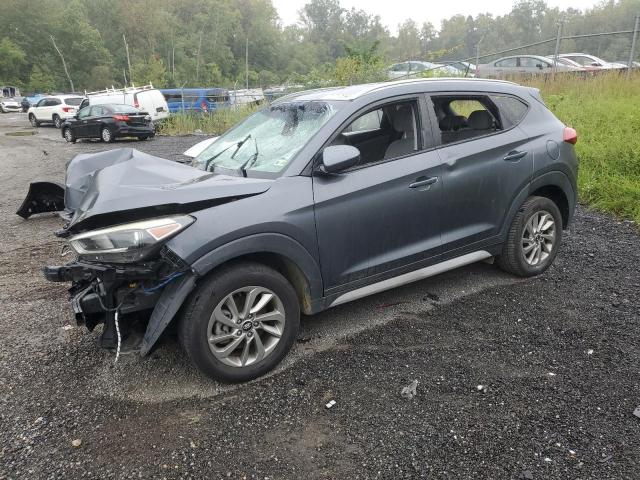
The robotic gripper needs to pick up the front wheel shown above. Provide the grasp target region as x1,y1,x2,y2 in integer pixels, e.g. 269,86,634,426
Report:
178,262,300,382
497,196,563,277
63,127,76,143
29,114,39,127
101,127,114,143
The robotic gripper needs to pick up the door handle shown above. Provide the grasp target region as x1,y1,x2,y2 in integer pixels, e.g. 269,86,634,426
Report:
503,150,527,162
409,176,438,189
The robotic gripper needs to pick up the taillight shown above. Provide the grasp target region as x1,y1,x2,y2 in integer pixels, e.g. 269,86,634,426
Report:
113,114,130,121
201,101,208,112
62,107,74,113
563,127,577,144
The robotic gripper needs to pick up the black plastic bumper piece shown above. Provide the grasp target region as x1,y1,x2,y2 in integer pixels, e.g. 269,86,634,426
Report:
44,262,158,283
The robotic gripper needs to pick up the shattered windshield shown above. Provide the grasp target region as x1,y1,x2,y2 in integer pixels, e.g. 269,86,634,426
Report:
193,101,340,174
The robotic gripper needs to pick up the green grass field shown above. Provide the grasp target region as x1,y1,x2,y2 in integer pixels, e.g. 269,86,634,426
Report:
528,72,640,224
161,73,640,224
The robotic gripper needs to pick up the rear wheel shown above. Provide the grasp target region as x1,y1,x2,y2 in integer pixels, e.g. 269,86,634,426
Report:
178,262,300,382
497,196,562,277
63,127,76,143
53,114,62,129
101,127,114,143
29,114,40,127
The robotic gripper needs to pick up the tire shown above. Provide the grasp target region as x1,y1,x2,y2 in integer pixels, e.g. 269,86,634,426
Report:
497,196,563,277
53,114,62,129
29,114,40,127
0,106,5,113
63,127,76,143
101,127,114,143
137,135,149,141
178,262,300,382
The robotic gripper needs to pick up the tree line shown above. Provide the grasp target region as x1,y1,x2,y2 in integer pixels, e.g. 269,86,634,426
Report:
1,0,639,93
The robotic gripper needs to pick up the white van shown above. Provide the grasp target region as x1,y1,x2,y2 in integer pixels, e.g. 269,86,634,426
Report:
80,84,169,122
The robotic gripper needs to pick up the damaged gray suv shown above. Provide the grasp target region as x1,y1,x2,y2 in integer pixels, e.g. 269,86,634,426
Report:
18,79,578,382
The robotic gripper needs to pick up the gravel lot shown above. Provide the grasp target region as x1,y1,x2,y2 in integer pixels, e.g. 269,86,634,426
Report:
0,114,638,479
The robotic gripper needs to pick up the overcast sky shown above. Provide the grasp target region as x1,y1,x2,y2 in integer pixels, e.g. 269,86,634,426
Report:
272,0,601,33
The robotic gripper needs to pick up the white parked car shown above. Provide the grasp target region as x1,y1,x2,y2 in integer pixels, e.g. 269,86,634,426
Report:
387,60,464,79
27,95,85,128
558,53,626,69
0,98,21,113
477,55,583,78
80,84,169,123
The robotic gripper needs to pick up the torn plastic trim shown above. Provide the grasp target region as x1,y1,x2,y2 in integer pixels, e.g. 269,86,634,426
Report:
140,272,197,356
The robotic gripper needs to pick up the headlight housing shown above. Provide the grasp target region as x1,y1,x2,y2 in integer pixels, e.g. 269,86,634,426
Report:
69,216,194,263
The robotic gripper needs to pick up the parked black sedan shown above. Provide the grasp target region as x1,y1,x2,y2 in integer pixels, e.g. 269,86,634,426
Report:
61,104,155,143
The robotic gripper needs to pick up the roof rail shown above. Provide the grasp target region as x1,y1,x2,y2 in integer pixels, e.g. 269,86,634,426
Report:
83,83,156,97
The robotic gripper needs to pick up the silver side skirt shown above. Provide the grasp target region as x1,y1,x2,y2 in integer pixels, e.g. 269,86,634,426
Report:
329,250,492,307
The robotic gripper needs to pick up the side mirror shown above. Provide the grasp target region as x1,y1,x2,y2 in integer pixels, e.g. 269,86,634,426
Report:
319,145,360,174
536,63,544,69
591,62,601,67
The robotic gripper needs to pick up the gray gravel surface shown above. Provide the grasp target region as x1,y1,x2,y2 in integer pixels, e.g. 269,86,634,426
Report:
0,115,638,479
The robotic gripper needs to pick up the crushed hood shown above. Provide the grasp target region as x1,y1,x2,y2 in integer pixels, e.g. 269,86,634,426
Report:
53,148,272,233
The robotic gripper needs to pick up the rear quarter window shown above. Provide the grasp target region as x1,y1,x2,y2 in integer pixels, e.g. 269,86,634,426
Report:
64,97,83,106
490,95,528,129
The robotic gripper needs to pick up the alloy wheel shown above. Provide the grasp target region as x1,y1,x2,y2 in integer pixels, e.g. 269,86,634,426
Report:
64,129,73,142
101,128,111,142
521,210,556,266
207,286,286,368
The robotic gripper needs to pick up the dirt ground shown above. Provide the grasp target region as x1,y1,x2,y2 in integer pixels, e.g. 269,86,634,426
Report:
0,113,638,479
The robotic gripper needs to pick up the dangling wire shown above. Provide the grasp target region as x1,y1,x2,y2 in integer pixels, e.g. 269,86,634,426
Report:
114,310,121,364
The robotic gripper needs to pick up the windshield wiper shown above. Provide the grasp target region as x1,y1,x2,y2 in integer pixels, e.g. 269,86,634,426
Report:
203,134,252,172
238,137,259,178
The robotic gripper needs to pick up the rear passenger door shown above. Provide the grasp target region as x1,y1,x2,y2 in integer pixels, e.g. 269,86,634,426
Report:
429,93,533,252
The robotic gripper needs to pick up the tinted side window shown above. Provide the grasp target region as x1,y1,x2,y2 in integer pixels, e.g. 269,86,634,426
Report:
495,58,517,67
77,107,91,119
330,99,421,168
343,109,382,133
490,95,528,129
431,95,500,145
89,106,104,116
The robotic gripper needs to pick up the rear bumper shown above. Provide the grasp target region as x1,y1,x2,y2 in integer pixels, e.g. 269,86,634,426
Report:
113,125,155,137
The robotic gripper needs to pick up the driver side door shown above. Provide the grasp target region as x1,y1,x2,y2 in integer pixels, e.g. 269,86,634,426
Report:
312,96,443,296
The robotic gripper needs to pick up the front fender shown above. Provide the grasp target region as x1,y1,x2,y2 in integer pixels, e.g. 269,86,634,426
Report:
191,233,323,302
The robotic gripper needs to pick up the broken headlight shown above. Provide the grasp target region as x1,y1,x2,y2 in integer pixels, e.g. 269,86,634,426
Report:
69,216,195,263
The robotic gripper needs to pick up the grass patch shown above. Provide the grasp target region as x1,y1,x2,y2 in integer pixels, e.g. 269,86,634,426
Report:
525,72,640,223
157,104,260,136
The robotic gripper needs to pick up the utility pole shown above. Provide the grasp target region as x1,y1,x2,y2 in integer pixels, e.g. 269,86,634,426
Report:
195,31,203,83
475,34,485,77
123,34,132,86
552,19,564,77
628,14,640,75
245,37,249,90
50,35,74,92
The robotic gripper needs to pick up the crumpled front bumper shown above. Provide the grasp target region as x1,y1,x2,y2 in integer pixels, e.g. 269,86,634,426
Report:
45,248,196,354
